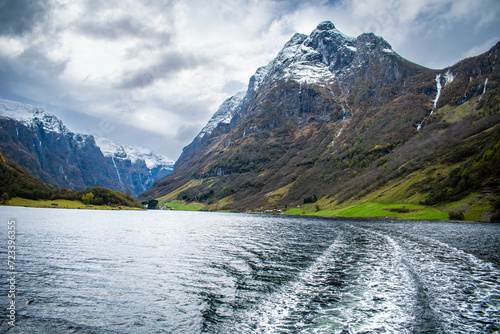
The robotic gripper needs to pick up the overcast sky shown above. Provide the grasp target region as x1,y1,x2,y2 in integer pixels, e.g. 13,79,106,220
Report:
1,0,499,160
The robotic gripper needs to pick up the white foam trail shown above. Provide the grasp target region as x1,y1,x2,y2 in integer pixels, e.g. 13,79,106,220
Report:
234,226,418,333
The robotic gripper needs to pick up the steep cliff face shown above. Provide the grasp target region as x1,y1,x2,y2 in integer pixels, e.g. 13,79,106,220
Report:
142,21,500,214
0,99,173,197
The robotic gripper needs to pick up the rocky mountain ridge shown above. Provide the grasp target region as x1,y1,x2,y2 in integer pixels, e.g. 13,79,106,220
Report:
0,99,173,197
175,22,434,169
141,21,500,220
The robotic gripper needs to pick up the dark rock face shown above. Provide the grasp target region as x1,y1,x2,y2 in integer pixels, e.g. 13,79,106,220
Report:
0,117,111,190
139,23,499,211
0,100,173,197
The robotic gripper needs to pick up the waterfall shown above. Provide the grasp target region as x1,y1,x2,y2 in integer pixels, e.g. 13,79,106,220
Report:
417,72,454,131
431,74,442,114
112,156,123,184
479,78,489,101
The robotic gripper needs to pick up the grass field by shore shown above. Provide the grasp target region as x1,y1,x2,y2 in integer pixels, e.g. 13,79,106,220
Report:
284,203,449,220
1,197,143,210
2,196,490,222
157,200,204,211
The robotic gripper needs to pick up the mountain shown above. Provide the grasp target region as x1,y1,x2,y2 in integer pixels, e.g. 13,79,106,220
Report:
0,147,143,209
0,147,58,200
0,99,174,197
141,21,500,220
94,136,174,194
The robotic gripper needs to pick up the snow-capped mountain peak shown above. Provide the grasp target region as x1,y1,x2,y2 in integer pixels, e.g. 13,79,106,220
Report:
244,21,400,89
0,99,37,122
94,136,174,170
0,98,69,135
186,21,404,153
122,144,174,169
94,136,127,159
308,21,356,44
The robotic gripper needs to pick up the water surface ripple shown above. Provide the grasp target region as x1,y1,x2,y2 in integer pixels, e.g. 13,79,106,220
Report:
0,207,499,333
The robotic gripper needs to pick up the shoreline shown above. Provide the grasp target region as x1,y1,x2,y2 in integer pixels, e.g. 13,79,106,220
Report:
276,212,489,224
1,198,143,211
2,200,497,223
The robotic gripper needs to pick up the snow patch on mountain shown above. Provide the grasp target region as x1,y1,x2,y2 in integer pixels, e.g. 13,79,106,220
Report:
122,144,174,169
245,21,397,90
284,62,334,85
0,99,37,122
94,136,174,171
0,98,68,134
278,33,308,62
198,91,246,139
94,137,127,158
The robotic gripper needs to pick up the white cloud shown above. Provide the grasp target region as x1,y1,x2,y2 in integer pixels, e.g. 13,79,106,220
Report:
0,37,26,57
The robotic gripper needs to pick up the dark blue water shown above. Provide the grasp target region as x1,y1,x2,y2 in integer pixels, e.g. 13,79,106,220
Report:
0,207,499,333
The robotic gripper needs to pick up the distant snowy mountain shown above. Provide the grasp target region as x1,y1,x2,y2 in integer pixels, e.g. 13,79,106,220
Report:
95,137,173,170
94,136,174,192
0,98,173,197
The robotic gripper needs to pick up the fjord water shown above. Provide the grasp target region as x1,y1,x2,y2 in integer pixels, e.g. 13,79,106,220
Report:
1,207,499,333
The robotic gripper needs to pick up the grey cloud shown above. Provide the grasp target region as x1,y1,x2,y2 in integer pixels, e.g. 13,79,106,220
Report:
175,123,201,142
76,18,149,40
83,0,174,13
222,80,247,95
0,45,68,101
18,46,68,75
168,96,217,119
117,51,209,90
78,0,176,37
0,0,51,36
75,15,173,45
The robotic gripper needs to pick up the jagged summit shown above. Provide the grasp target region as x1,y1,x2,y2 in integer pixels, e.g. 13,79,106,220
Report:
188,22,401,147
315,21,336,31
246,21,399,90
356,32,394,52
